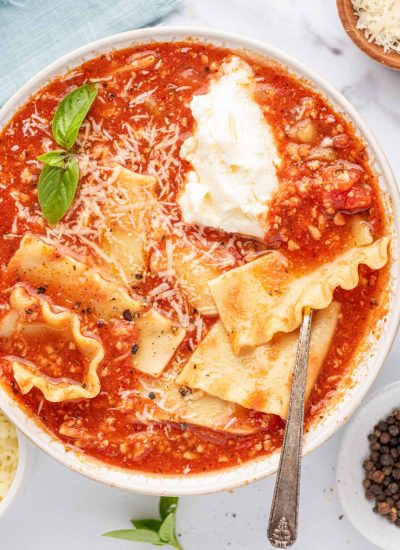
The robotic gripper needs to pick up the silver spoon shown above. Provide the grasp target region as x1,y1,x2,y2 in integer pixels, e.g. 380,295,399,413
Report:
267,306,313,548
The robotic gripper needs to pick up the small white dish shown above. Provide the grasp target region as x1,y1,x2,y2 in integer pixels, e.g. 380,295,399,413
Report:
0,427,32,519
337,382,400,550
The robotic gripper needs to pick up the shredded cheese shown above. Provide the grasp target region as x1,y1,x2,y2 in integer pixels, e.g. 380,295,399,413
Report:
352,0,400,52
5,67,245,336
0,411,18,503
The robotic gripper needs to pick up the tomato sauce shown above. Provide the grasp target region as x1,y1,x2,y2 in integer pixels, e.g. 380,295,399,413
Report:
0,42,389,474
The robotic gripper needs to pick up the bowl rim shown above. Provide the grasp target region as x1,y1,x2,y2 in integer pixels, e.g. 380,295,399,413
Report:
0,25,399,495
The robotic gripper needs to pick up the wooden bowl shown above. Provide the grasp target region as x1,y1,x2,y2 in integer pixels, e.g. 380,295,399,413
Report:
337,0,400,70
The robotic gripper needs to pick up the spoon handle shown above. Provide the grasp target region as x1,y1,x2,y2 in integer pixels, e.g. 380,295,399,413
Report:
267,307,313,548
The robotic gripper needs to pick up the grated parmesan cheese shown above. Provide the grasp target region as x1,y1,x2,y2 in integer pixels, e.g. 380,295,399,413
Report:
352,0,400,53
0,411,18,503
5,65,245,334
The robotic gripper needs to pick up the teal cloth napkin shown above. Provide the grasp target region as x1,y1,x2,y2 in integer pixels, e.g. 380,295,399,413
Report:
0,0,180,105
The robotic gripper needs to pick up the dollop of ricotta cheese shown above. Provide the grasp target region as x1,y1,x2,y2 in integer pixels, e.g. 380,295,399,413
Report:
179,56,280,239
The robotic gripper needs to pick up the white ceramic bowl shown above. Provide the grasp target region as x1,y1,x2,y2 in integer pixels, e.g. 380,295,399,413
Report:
0,27,399,496
0,426,32,519
337,382,400,550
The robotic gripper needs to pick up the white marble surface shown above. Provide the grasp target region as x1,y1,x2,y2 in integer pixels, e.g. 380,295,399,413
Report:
2,1,400,549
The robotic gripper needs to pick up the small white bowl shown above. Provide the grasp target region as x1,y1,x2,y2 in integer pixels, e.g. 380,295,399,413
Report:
0,427,32,519
337,382,400,550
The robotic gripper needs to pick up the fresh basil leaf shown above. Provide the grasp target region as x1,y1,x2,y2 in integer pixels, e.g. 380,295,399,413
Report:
37,150,69,168
159,497,179,520
159,514,182,549
52,83,98,149
103,497,183,548
38,157,79,224
159,513,175,543
131,519,163,532
103,528,163,545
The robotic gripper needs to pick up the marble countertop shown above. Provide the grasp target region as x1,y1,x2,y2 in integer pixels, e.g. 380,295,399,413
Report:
2,1,400,549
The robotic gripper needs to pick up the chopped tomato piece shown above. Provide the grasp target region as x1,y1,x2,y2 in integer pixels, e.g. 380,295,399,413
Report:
324,184,372,213
320,165,363,192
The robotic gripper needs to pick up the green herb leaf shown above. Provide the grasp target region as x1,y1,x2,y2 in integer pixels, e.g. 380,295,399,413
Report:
103,529,163,545
37,157,79,224
103,497,183,549
36,83,97,225
159,497,179,520
37,150,69,168
52,83,98,149
131,519,163,532
159,514,178,544
159,514,182,550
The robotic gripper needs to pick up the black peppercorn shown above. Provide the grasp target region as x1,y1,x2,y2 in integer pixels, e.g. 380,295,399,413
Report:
370,484,382,495
390,425,400,437
382,454,394,467
381,433,391,444
131,343,139,355
123,309,132,322
371,470,385,484
363,460,374,471
388,483,400,495
371,451,380,463
377,501,391,515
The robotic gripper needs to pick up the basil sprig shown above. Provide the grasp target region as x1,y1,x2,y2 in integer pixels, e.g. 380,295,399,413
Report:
38,159,79,225
37,83,98,225
37,150,69,168
52,83,98,149
103,497,183,549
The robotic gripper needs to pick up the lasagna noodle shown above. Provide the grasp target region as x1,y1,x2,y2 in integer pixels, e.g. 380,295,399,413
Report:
6,234,145,319
0,287,105,402
349,215,374,246
150,215,373,316
177,303,340,420
95,167,186,376
100,167,158,284
134,309,186,377
150,241,222,316
209,237,389,352
136,376,259,435
4,169,186,382
7,235,185,378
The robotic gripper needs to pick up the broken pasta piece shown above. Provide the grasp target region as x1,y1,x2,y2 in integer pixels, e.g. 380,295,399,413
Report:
0,286,105,402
